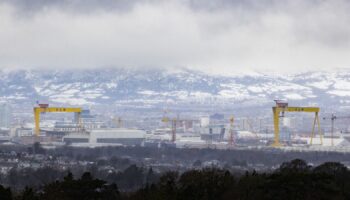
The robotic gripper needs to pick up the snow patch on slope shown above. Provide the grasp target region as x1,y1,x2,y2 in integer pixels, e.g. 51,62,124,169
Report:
306,81,332,90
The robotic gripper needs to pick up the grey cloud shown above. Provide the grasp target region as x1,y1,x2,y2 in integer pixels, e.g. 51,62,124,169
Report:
0,0,140,15
0,0,350,74
0,0,302,15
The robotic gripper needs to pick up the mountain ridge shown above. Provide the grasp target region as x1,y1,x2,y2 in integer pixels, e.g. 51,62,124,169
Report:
0,68,350,112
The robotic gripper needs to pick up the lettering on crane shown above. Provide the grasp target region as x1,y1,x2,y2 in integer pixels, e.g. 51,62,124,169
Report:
53,108,68,112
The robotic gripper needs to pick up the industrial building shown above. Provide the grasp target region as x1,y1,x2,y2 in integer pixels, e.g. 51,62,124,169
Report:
63,128,146,147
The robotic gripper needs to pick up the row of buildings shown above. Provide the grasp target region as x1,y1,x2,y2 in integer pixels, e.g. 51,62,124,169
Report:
1,101,349,148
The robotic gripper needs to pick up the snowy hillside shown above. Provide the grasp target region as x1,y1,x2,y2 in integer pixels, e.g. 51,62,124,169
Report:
0,68,350,111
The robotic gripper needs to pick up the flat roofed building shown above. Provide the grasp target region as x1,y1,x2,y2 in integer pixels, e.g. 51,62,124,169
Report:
90,128,145,146
62,128,146,146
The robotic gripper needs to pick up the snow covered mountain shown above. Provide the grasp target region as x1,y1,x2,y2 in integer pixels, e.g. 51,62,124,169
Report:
0,68,350,112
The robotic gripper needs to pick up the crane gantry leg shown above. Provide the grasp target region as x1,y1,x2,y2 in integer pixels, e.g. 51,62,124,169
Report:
272,107,281,147
310,112,323,145
317,112,323,145
34,108,41,136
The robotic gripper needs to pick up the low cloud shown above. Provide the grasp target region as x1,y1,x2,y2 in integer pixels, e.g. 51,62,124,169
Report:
0,0,350,74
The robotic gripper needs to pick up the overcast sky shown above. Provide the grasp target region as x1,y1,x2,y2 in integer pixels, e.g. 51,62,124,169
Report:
0,0,350,74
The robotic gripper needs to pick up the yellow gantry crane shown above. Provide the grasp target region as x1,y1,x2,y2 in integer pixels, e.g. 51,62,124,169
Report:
162,116,177,142
34,104,82,136
228,116,235,146
272,100,322,147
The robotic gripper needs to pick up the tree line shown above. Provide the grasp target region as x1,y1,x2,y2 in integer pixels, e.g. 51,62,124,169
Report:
1,159,350,199
0,164,158,192
3,144,350,168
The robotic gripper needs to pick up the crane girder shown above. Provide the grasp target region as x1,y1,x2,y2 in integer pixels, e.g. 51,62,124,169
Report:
283,107,320,112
